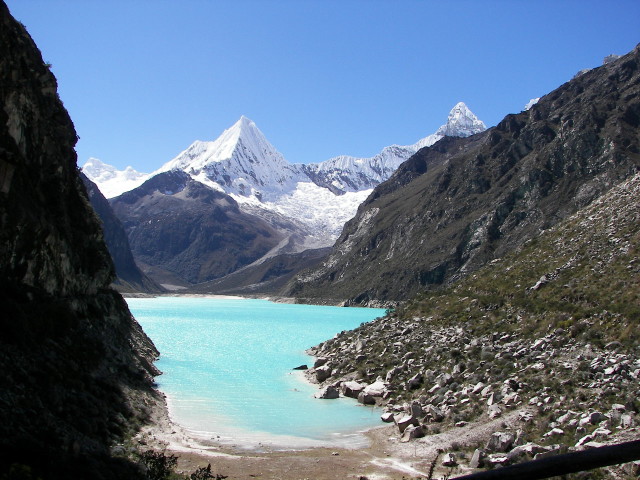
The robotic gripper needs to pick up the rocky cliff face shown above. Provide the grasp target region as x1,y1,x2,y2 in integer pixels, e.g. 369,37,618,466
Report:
287,45,640,305
0,3,159,478
81,174,164,294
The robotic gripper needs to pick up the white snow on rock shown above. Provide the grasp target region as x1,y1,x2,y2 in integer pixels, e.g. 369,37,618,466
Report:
84,103,486,248
81,157,150,198
524,98,540,111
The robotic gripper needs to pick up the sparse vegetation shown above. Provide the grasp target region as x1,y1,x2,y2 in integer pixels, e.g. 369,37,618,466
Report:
307,173,640,478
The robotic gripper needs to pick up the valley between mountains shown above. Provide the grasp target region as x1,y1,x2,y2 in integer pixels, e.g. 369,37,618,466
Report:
2,0,639,476
86,42,640,478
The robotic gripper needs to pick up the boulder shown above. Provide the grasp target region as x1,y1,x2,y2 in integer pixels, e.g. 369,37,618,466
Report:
400,425,425,442
426,404,444,422
442,453,458,467
315,365,332,382
314,357,328,368
469,449,485,468
486,432,515,453
364,379,387,397
357,392,376,405
472,382,485,394
486,453,510,466
620,413,636,428
409,401,423,418
575,434,594,447
543,427,564,438
515,443,547,456
380,412,395,423
394,414,419,434
314,385,339,399
579,411,606,426
292,364,308,370
341,381,365,399
488,404,502,419
385,366,402,382
406,372,423,390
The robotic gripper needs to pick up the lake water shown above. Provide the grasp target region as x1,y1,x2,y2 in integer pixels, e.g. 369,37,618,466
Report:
127,296,385,450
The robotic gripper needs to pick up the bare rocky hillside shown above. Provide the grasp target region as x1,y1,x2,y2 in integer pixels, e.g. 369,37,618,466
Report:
287,45,640,305
306,171,640,477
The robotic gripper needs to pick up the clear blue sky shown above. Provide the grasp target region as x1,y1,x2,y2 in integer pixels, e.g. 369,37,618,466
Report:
6,0,640,172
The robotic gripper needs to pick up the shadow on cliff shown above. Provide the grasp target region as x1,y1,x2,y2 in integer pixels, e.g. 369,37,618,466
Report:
0,2,161,478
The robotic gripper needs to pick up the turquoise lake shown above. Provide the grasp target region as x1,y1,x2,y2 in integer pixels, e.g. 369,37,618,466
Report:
126,296,385,449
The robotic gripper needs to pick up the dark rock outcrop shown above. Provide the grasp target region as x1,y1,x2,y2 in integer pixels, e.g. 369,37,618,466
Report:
81,174,164,294
0,3,159,478
286,45,640,304
110,170,286,286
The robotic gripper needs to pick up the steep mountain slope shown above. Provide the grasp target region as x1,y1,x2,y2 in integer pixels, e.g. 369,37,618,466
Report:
99,105,485,289
188,247,331,296
81,174,164,293
307,170,640,477
110,171,288,286
0,3,159,478
287,45,640,304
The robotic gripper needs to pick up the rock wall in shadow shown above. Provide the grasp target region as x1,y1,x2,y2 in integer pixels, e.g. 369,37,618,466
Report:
0,3,160,478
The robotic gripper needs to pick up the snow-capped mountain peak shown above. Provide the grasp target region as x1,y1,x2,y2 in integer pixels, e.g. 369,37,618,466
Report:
84,105,486,244
309,102,487,193
435,101,487,138
157,116,304,200
81,158,149,198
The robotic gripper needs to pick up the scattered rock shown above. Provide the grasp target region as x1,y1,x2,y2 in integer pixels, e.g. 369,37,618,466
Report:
315,365,332,382
401,424,425,442
486,432,515,453
380,412,394,423
394,414,419,434
314,357,328,368
363,378,387,397
341,380,365,399
488,404,502,419
469,448,485,468
442,452,458,467
314,385,339,399
485,453,510,466
357,392,376,405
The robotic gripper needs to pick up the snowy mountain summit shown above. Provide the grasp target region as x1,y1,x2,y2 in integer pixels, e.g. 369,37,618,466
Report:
81,158,149,198
158,116,303,200
84,103,486,244
435,101,486,137
306,102,486,193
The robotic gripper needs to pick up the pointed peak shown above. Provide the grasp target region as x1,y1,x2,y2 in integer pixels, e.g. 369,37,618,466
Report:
237,114,253,125
451,101,469,112
436,102,486,138
227,115,262,139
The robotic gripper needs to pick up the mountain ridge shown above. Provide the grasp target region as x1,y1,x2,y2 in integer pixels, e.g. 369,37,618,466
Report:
84,102,485,201
103,104,486,289
285,44,640,305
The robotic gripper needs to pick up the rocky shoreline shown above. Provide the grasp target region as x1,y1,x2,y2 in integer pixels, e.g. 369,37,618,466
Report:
305,327,640,476
298,174,640,478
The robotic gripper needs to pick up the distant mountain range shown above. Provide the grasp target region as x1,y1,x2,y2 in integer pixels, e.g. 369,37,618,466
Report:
84,103,486,289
